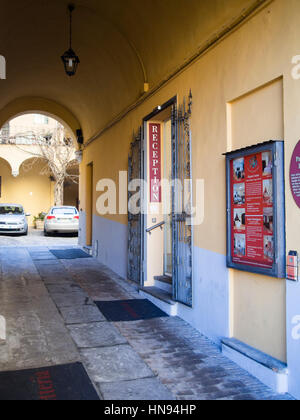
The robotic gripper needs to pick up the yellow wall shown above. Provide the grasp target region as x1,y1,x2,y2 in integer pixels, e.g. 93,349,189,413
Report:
79,0,300,361
0,157,53,226
229,78,286,361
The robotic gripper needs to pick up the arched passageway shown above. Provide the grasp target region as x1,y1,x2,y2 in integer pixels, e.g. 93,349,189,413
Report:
0,0,298,401
0,157,51,219
0,112,79,224
0,98,81,143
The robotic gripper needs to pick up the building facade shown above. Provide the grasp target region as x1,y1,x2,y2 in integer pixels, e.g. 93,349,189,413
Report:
0,114,79,225
77,0,300,398
0,0,299,400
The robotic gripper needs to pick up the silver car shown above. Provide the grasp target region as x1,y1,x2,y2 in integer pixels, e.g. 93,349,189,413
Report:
0,204,29,235
44,206,79,235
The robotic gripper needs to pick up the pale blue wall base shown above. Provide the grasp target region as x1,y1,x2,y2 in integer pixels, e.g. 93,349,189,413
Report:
174,246,230,345
78,212,128,278
139,289,179,316
222,343,288,394
92,215,128,279
78,210,86,248
286,280,300,400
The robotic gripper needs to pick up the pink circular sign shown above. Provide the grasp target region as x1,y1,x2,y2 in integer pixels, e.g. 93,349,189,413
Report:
290,140,300,208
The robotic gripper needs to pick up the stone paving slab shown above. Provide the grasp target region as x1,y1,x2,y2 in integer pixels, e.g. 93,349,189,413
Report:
61,259,138,301
59,305,106,324
50,292,93,308
80,345,155,383
33,260,62,266
29,251,58,261
30,256,58,261
99,377,175,400
34,267,62,276
41,274,75,286
47,283,85,295
67,322,127,348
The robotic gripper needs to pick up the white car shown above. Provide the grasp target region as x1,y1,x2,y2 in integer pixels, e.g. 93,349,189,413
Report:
44,206,79,235
0,204,30,235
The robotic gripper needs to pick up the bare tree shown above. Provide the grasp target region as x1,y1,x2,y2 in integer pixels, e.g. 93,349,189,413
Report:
0,125,78,206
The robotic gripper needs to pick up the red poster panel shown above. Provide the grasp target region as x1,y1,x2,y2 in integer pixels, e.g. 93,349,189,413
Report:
149,123,161,203
231,150,274,269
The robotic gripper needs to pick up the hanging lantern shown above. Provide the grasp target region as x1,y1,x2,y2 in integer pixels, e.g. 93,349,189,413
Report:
61,4,80,77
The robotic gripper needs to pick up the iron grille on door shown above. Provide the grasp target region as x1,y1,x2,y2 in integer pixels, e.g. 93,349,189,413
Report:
172,92,193,307
127,128,142,284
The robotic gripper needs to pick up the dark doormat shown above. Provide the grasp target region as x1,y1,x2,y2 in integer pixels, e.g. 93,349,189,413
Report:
0,362,99,400
49,249,92,259
95,299,169,322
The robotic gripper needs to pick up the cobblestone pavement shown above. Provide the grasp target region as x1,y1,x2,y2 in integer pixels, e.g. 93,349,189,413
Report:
0,234,293,400
0,229,78,247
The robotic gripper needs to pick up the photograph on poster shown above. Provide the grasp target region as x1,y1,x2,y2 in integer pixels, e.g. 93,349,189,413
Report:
234,233,246,257
264,235,274,262
262,151,272,176
233,158,245,181
233,183,245,205
248,154,259,172
263,179,273,205
263,207,273,234
234,208,246,231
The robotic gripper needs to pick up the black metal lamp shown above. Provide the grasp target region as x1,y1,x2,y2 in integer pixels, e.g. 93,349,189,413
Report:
61,4,80,77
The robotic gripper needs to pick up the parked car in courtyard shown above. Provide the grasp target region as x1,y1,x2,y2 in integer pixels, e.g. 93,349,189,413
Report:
44,206,79,236
0,204,30,235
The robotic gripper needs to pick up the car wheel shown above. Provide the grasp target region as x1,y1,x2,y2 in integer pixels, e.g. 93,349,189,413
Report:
44,229,49,237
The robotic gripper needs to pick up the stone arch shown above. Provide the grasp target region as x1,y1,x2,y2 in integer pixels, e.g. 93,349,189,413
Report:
2,156,54,224
0,156,13,174
0,142,47,178
0,97,81,144
19,156,48,177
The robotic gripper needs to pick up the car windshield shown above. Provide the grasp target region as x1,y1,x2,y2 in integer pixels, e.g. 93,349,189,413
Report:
52,208,77,215
0,206,24,215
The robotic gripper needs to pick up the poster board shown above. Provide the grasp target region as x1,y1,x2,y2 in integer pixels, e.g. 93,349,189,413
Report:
225,141,286,278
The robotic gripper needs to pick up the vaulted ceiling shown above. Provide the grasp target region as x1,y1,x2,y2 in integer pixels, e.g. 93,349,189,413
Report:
0,0,265,140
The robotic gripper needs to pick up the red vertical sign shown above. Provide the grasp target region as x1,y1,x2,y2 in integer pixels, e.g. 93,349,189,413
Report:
149,123,161,203
231,150,274,269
